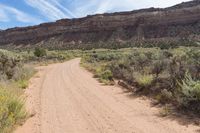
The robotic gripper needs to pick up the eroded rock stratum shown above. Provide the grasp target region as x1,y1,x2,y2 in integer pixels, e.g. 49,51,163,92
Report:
0,0,200,49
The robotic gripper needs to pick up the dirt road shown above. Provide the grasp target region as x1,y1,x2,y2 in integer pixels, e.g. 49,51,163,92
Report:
15,58,199,133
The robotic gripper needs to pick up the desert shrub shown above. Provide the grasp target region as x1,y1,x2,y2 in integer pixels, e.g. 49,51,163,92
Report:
168,56,187,88
0,88,26,133
101,70,113,81
133,53,150,71
94,67,113,84
13,66,35,81
0,51,35,88
157,89,173,103
179,74,200,113
34,48,47,57
90,52,121,62
16,80,28,89
0,52,22,80
186,49,200,79
163,50,173,58
152,60,166,78
135,74,154,88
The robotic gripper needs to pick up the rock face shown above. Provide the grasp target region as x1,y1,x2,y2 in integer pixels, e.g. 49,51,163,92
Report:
0,0,200,49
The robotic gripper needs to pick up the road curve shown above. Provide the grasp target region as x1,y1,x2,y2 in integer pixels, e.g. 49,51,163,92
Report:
15,58,199,133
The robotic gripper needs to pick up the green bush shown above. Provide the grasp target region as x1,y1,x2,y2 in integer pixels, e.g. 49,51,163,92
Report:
179,74,200,111
134,53,150,71
0,51,35,90
156,89,173,103
94,67,113,84
34,48,47,57
0,52,22,80
101,70,113,81
13,66,35,82
135,74,154,88
16,80,28,89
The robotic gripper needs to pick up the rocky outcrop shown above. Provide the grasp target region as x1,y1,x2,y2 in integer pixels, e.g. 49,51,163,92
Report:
0,0,199,49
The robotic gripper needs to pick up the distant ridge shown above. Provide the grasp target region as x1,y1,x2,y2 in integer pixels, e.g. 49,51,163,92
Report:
0,0,199,49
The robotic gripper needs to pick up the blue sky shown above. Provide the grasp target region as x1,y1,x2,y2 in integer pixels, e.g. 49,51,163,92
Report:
0,0,191,29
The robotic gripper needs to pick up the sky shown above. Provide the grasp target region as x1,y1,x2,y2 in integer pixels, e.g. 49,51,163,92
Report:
0,0,192,29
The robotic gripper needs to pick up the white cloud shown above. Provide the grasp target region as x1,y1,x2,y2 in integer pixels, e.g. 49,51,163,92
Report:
0,4,42,23
95,0,113,14
0,10,9,22
25,0,76,21
48,0,76,18
72,0,192,17
145,0,192,8
22,0,192,21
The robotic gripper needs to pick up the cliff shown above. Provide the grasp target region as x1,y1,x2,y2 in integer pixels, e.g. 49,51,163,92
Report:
0,0,199,49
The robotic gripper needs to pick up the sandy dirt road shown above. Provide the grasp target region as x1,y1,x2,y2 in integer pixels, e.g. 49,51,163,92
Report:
15,58,199,133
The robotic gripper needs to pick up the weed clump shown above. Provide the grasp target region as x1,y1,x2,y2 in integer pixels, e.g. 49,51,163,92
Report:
0,88,26,133
179,74,200,113
135,74,154,88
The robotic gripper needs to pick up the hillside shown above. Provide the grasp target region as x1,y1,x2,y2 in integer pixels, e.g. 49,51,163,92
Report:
0,0,200,49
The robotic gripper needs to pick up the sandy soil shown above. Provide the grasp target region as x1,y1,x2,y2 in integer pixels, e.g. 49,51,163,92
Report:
15,58,199,133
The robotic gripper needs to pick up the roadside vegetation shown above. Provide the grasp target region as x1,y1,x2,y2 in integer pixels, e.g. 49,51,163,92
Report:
0,48,82,132
21,48,82,64
0,50,35,132
81,47,200,115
